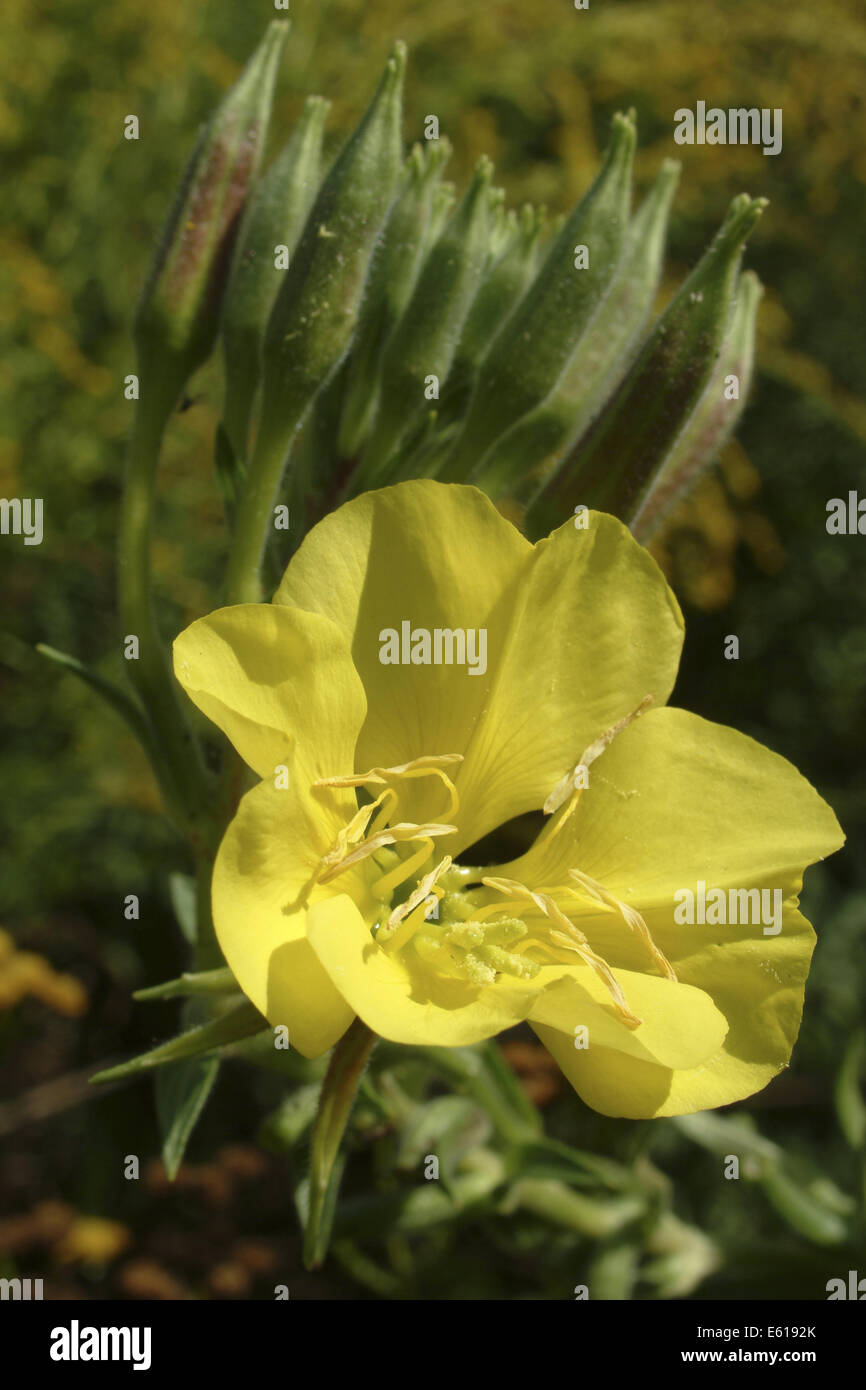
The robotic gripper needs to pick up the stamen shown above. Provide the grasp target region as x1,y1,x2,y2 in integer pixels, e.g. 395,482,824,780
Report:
482,876,641,1027
379,886,444,954
315,754,464,821
379,856,453,943
568,868,677,981
320,789,394,873
318,822,456,884
543,695,654,823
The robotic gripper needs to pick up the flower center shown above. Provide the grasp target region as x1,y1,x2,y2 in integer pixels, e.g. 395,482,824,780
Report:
313,706,675,1029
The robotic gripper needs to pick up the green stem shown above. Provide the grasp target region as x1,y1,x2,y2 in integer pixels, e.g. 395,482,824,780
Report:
304,1019,378,1269
221,378,255,469
118,375,214,844
224,408,302,604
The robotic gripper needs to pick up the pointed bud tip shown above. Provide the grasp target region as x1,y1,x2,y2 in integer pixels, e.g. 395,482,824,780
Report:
252,18,291,72
612,109,638,138
719,194,768,248
603,110,637,168
738,268,765,305
406,143,425,179
425,136,453,174
387,40,408,80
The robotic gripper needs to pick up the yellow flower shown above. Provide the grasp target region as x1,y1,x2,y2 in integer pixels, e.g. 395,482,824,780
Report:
173,481,842,1118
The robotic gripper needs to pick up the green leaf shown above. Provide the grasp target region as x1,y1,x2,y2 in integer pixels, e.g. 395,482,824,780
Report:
760,1164,850,1247
259,1083,322,1151
36,644,155,757
835,1028,866,1150
134,967,238,1001
396,1095,491,1180
297,1154,347,1268
156,1055,219,1180
512,1137,635,1192
90,1000,266,1085
673,1109,781,1171
406,1041,541,1144
167,872,197,947
501,1177,646,1238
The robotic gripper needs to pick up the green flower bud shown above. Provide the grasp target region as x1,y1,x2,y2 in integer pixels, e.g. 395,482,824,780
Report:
226,43,406,603
221,95,330,457
428,181,457,244
474,160,680,501
525,194,766,537
256,45,406,448
630,269,764,541
133,20,288,399
338,139,452,459
441,203,546,426
357,155,496,487
438,111,636,482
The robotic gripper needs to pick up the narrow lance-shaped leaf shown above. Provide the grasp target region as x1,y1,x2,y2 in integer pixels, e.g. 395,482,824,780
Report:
630,269,764,542
338,139,452,460
156,1055,220,1181
833,1027,866,1151
356,156,497,488
90,1000,266,1085
475,159,680,502
134,19,289,400
225,43,406,604
35,643,190,833
134,967,239,1002
221,94,330,459
525,194,767,537
437,111,636,482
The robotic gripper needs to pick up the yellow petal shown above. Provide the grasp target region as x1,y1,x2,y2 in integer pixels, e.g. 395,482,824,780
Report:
529,967,727,1070
212,778,372,1058
173,603,366,782
496,707,842,1116
306,896,539,1045
534,906,815,1116
501,706,843,917
276,481,683,848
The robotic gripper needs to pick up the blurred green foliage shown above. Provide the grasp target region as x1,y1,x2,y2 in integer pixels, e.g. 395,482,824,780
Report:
1,0,865,1299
